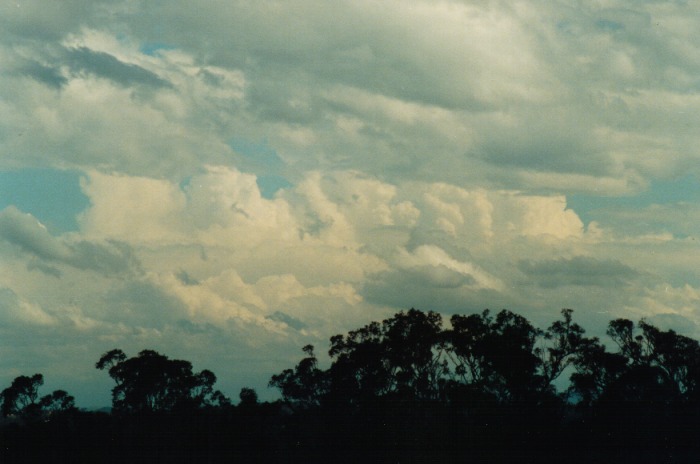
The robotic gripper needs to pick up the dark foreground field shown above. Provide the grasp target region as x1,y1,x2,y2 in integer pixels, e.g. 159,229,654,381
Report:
2,400,700,464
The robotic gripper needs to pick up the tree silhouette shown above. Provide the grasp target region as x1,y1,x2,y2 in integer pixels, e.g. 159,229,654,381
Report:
1,374,43,417
38,389,76,413
272,308,608,410
568,341,628,406
269,345,328,407
239,387,259,406
583,318,700,405
96,348,228,413
325,309,448,404
539,309,597,387
447,309,544,403
0,373,75,420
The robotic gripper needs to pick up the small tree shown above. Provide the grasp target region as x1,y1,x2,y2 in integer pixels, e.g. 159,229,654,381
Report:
239,387,259,407
0,374,75,419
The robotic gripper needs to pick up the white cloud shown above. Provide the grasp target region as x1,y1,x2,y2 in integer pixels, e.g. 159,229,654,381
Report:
395,245,503,291
79,171,186,243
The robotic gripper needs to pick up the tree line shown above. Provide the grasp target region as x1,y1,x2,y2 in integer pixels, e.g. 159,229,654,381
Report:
271,308,700,408
3,308,700,463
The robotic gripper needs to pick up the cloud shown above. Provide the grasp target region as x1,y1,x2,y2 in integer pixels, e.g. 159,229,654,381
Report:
0,287,56,326
518,256,638,289
0,206,71,261
0,0,105,41
18,60,68,89
101,279,190,329
1,0,699,406
3,2,699,189
65,46,172,89
0,206,140,277
266,311,308,331
395,245,501,291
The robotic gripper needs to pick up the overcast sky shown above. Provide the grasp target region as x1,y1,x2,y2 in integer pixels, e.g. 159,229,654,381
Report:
1,0,699,406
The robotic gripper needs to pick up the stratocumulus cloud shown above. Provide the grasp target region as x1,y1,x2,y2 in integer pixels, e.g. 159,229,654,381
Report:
0,0,698,406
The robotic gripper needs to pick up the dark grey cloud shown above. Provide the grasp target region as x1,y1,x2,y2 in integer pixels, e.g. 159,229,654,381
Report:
266,311,307,331
102,280,188,328
475,117,613,176
0,206,140,277
0,206,69,260
132,2,489,110
26,260,63,278
19,61,68,89
175,270,200,286
362,269,499,315
518,256,638,289
68,240,140,276
66,47,172,89
175,319,221,335
406,265,476,289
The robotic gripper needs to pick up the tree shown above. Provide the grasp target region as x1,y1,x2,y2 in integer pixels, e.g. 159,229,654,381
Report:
636,320,700,397
0,374,75,419
594,318,700,403
38,390,76,414
239,387,259,407
568,342,628,406
567,318,700,407
269,345,328,407
326,309,447,403
1,374,43,417
447,309,543,403
538,309,598,390
96,349,228,413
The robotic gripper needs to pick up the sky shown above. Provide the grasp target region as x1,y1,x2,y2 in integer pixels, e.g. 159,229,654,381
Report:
1,0,699,407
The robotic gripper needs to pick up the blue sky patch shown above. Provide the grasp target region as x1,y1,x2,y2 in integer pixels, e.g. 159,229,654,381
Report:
0,169,89,233
256,175,292,199
229,137,286,170
569,175,700,224
229,138,291,197
139,42,176,56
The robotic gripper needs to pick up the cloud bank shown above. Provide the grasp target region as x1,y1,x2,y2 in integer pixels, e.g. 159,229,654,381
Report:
0,0,699,405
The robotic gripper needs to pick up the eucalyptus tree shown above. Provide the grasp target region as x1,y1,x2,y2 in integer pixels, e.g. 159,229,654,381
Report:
0,373,75,419
96,349,229,413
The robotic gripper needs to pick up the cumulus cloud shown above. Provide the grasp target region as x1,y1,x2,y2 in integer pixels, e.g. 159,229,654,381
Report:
1,0,699,406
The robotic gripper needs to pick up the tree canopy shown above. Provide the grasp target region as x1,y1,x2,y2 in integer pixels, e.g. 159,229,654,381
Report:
96,348,229,413
270,308,700,411
0,373,75,420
